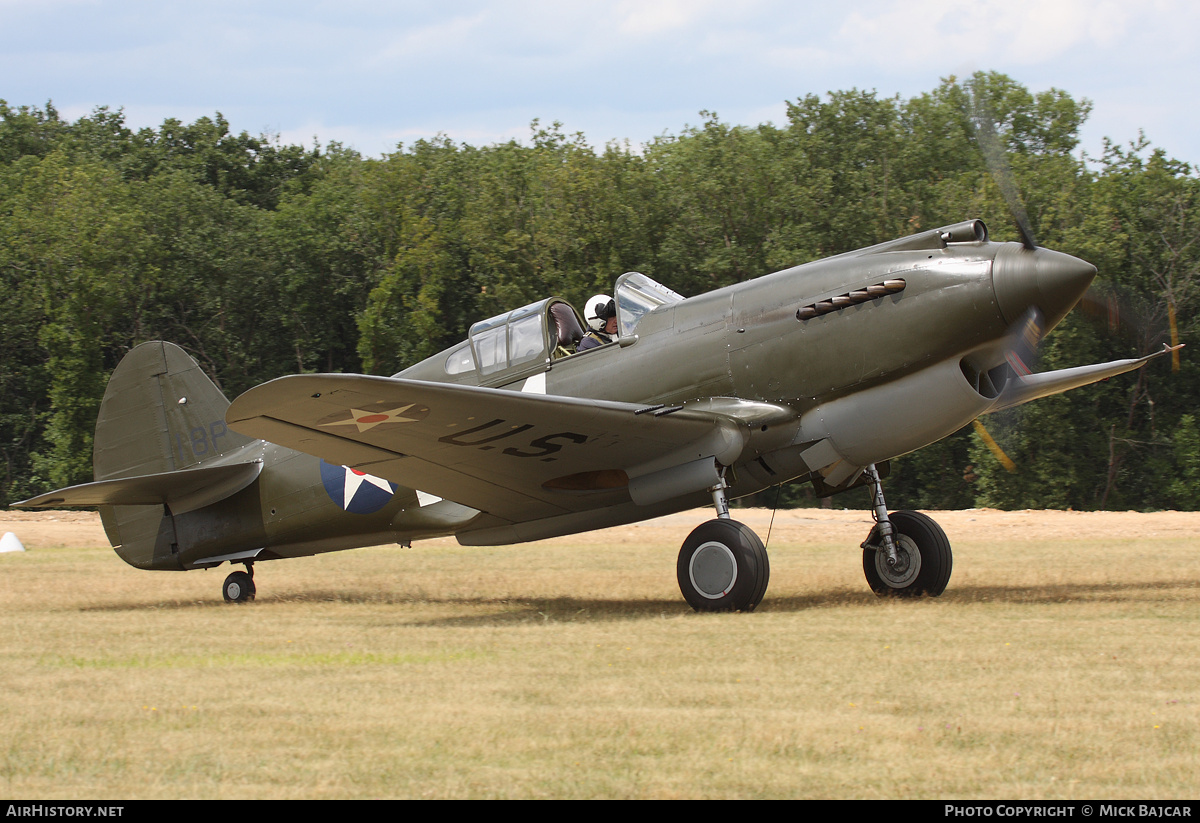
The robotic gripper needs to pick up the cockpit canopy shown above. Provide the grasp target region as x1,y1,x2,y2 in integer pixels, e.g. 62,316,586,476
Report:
469,300,550,377
432,272,684,388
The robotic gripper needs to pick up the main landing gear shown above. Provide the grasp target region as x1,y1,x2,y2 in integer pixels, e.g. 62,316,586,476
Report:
676,474,770,612
675,463,953,611
860,464,952,597
222,563,256,603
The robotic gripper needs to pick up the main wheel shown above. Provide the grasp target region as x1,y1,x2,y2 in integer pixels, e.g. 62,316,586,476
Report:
223,570,256,603
677,519,770,612
863,510,951,597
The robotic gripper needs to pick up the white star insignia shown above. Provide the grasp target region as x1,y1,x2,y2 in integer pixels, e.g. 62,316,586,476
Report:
340,467,395,509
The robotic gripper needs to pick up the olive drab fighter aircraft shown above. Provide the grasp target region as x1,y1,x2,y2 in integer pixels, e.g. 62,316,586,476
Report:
15,219,1180,609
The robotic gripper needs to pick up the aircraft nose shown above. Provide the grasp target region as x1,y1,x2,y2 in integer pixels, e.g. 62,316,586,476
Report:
992,243,1097,329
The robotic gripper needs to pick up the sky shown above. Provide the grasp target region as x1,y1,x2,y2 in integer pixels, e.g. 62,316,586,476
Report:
3,0,1197,165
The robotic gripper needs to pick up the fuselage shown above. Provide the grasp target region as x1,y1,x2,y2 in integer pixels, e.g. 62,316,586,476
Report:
149,439,482,571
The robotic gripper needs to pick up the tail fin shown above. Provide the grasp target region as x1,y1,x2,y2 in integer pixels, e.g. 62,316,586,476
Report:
93,342,256,570
14,343,263,570
94,341,254,480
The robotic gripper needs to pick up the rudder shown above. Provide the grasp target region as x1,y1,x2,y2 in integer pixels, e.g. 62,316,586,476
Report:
94,342,253,480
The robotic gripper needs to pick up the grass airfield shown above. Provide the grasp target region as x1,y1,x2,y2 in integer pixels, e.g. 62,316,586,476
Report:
1,508,1197,799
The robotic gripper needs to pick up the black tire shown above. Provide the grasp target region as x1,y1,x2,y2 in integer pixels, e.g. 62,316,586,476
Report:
677,519,770,612
223,570,256,603
863,510,952,597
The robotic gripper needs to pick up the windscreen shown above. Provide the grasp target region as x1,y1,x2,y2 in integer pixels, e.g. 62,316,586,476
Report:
614,272,684,337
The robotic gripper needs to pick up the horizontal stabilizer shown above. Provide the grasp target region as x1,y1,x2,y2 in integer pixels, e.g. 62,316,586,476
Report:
990,344,1183,413
13,459,262,515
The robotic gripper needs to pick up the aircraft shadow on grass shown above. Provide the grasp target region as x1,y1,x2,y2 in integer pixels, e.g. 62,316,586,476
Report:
77,578,1197,622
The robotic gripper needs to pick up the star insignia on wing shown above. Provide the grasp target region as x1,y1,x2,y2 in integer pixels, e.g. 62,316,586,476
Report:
319,403,424,433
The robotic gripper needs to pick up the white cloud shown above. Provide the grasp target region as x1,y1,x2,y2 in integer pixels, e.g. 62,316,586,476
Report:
616,0,730,36
368,12,488,68
828,0,1140,69
4,0,1199,162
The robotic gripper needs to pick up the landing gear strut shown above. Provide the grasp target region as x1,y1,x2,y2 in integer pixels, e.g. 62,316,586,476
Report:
860,465,952,597
223,563,256,603
676,472,770,612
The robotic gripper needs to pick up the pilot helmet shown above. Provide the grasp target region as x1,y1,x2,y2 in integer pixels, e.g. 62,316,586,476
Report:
584,295,616,332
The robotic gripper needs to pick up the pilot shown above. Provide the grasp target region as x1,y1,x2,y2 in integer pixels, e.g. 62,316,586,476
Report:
578,295,618,351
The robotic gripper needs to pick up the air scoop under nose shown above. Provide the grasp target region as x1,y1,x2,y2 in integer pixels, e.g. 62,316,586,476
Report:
992,243,1097,331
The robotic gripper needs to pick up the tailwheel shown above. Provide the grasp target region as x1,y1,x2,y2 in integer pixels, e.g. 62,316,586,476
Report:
863,510,952,597
677,519,770,612
222,568,256,603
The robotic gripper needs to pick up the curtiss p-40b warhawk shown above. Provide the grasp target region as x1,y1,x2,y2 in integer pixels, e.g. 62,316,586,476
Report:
16,219,1179,609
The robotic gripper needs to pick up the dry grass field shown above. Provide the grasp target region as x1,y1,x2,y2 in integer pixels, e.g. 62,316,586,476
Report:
1,507,1197,799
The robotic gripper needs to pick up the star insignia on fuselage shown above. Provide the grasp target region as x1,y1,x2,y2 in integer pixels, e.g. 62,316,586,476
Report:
337,467,396,510
319,403,425,433
319,461,399,514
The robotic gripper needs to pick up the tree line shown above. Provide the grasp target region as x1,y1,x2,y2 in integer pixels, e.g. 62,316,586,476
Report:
2,72,1197,511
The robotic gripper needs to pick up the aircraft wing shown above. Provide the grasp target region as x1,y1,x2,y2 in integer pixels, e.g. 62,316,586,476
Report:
990,344,1183,413
226,374,750,523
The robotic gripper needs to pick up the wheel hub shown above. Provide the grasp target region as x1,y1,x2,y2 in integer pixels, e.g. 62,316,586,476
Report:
689,541,738,599
873,534,921,588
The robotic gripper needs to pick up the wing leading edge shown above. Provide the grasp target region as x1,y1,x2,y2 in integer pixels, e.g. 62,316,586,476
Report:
992,343,1183,413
